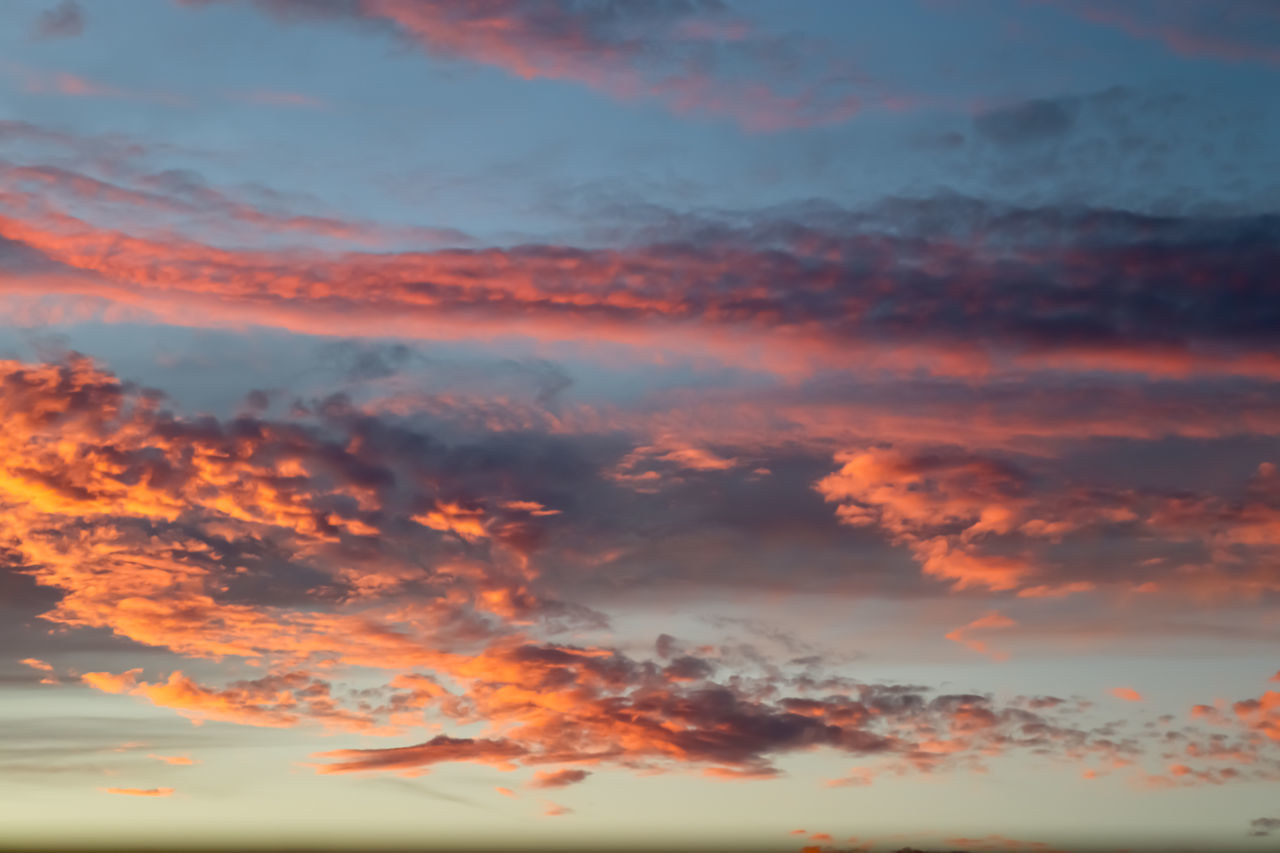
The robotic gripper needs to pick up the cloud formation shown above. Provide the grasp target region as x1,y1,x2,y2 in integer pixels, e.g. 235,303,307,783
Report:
2,191,1279,382
181,0,869,131
32,1,84,39
2,2,1279,846
9,355,1257,787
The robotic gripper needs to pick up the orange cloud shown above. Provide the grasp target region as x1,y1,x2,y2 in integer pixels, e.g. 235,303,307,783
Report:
946,833,1068,853
100,787,175,797
3,191,1280,384
314,736,528,777
815,448,1038,592
82,670,384,733
82,669,143,695
1109,687,1143,702
1234,691,1280,741
527,769,591,789
945,612,1017,661
3,357,1277,792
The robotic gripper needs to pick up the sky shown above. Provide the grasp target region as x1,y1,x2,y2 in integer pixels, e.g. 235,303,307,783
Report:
0,2,1278,851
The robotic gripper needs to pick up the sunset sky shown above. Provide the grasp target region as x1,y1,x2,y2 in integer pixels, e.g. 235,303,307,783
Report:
1,2,1279,851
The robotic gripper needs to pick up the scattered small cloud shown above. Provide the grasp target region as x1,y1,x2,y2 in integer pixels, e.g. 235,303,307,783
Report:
1249,817,1280,837
527,768,591,789
33,1,83,40
1109,687,1143,703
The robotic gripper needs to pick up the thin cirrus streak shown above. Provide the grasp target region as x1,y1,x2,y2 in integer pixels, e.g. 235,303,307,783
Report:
1053,0,1280,67
178,0,871,131
0,156,470,248
6,62,189,106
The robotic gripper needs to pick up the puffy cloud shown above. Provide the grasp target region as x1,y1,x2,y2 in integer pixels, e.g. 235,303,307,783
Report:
816,446,1280,598
815,448,1038,592
2,353,1277,792
1233,690,1280,741
0,355,588,673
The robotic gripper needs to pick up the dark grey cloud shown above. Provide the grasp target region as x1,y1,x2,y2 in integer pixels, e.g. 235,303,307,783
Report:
974,97,1079,145
1249,816,1280,837
32,0,84,39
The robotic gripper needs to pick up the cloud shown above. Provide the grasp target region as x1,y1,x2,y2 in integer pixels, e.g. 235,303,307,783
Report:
32,1,84,39
1054,0,1280,67
314,735,528,776
945,612,1017,661
973,98,1078,145
815,448,1038,592
304,636,1155,782
1232,689,1280,741
224,89,327,109
100,787,175,797
815,446,1280,599
181,0,872,131
1249,817,1280,837
945,834,1066,853
10,66,187,106
81,669,397,733
1109,687,1143,702
2,354,1278,790
0,157,467,249
527,768,591,789
3,191,1280,382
